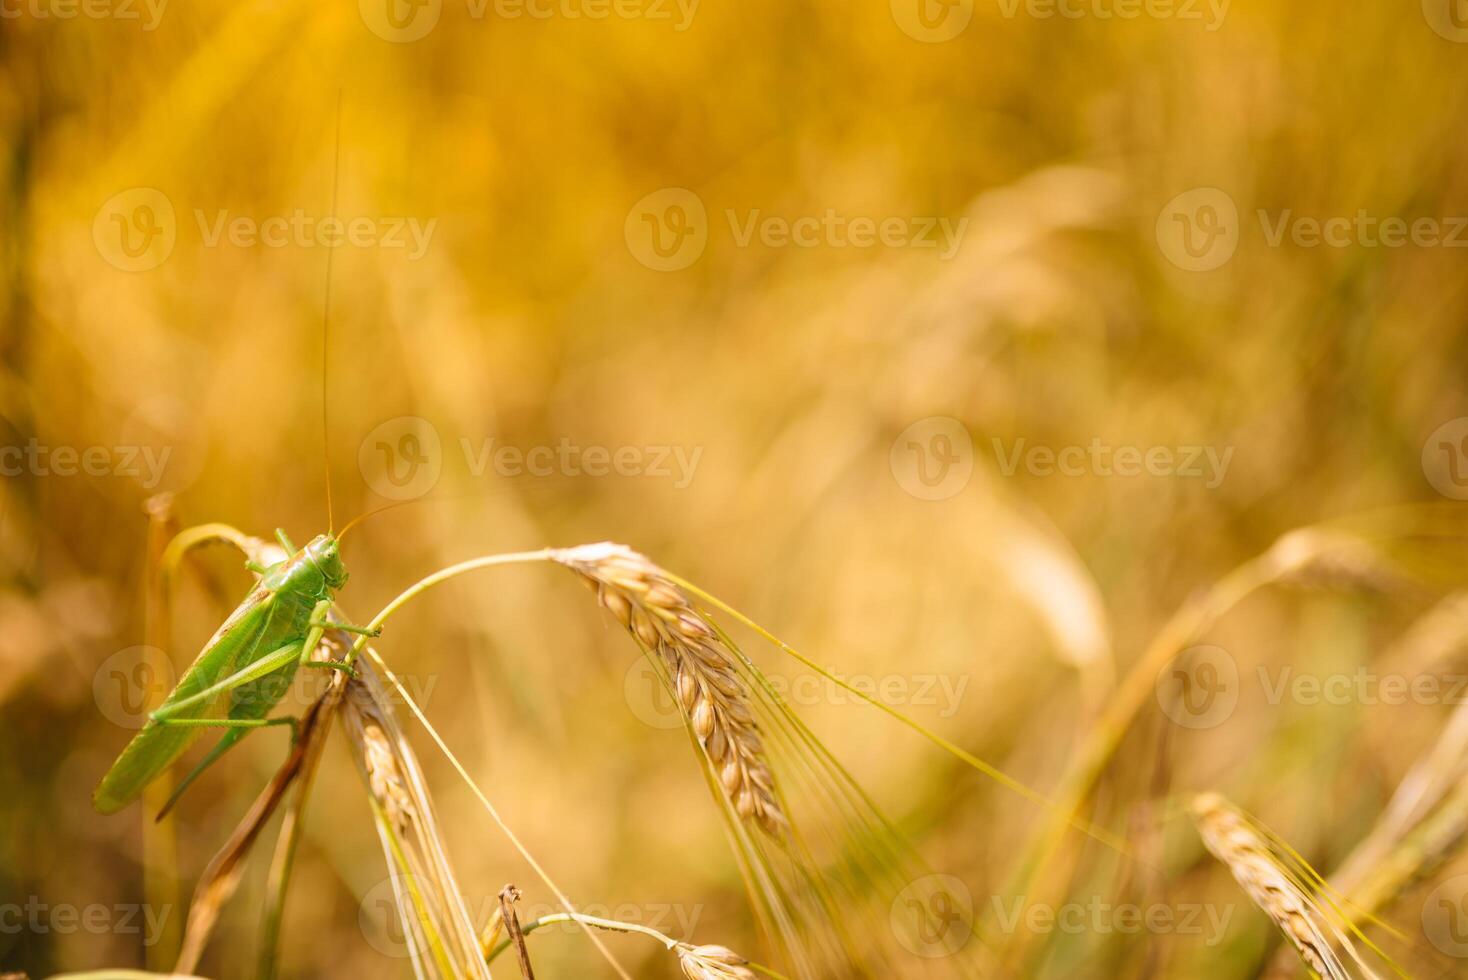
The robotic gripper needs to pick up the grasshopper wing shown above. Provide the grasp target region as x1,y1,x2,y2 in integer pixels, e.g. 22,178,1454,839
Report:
93,586,284,814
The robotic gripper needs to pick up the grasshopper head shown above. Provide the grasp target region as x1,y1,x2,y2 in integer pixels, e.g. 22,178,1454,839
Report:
305,534,348,590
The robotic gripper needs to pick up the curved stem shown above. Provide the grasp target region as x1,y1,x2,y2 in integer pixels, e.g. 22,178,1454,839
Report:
484,912,791,980
345,549,554,665
484,912,678,962
160,523,255,584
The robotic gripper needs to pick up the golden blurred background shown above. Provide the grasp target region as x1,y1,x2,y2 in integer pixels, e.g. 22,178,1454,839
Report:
5,1,1468,977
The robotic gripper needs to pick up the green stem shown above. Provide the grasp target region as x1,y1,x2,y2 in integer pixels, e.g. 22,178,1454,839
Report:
345,549,554,666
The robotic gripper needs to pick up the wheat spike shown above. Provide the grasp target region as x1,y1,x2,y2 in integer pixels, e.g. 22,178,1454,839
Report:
1190,793,1380,980
554,543,787,838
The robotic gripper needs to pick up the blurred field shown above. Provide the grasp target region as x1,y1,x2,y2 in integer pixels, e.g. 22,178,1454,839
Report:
4,1,1468,978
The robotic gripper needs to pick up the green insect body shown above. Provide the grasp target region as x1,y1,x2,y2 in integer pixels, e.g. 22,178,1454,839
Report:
93,532,358,815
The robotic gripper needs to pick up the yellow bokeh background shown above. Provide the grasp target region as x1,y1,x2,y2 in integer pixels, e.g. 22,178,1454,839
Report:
4,1,1468,977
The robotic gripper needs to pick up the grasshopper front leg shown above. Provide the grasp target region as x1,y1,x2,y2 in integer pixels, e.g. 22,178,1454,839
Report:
298,599,380,678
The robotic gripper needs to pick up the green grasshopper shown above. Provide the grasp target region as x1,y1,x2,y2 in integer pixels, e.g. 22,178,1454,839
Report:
92,528,379,816
90,98,385,819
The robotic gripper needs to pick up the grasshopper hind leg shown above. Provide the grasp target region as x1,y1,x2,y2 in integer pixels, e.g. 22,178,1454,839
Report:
152,717,296,820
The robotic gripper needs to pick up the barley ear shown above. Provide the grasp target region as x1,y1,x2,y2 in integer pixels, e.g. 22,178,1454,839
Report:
1190,793,1382,980
676,943,758,980
554,543,788,839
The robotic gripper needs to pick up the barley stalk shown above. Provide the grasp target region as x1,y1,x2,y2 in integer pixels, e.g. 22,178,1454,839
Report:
553,543,787,839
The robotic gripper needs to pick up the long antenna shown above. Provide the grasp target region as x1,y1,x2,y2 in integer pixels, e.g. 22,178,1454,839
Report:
321,90,343,534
